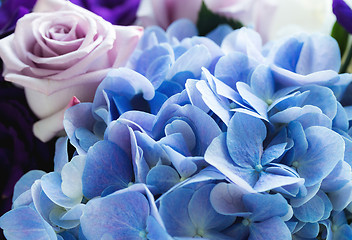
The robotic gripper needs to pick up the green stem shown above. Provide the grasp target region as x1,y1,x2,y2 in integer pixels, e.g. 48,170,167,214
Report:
340,42,352,73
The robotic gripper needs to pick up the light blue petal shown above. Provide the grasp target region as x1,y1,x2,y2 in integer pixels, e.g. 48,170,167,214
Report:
295,222,319,238
299,85,338,120
136,45,171,75
159,188,196,237
162,146,198,179
253,171,303,192
333,102,349,131
209,182,248,216
195,79,232,125
12,170,46,203
316,191,332,221
82,140,133,199
41,172,81,208
167,45,211,80
204,134,256,192
329,181,352,211
271,65,339,87
188,184,236,231
146,165,180,193
296,126,344,187
0,206,56,240
261,143,287,166
146,216,173,240
54,137,69,173
236,82,268,119
63,103,96,155
249,217,291,240
243,193,288,222
272,37,304,72
166,19,198,41
250,64,275,101
81,191,150,239
215,52,258,89
321,160,351,192
293,194,325,222
227,112,266,168
206,24,233,46
221,27,263,62
61,155,85,200
295,34,341,73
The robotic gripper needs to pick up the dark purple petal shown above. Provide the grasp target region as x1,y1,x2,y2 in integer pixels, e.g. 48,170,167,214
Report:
333,0,352,34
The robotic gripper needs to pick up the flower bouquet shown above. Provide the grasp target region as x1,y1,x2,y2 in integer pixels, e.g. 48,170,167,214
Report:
1,0,352,239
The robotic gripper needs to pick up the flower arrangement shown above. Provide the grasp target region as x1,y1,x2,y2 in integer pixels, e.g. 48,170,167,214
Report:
1,0,352,239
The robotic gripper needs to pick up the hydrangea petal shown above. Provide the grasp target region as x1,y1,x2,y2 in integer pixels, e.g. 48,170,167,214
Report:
82,140,133,199
12,170,46,202
0,206,56,240
227,112,266,168
249,217,291,240
41,172,81,208
188,184,236,231
61,155,85,200
297,126,344,187
81,191,150,239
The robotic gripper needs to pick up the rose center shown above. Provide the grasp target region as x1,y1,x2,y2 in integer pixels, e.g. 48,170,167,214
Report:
48,24,72,40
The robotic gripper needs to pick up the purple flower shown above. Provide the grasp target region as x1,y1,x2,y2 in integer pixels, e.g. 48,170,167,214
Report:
333,0,352,33
70,0,141,25
0,81,54,217
0,0,35,35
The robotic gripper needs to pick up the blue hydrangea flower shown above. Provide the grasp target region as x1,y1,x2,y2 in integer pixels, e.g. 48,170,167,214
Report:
205,112,304,193
0,138,86,239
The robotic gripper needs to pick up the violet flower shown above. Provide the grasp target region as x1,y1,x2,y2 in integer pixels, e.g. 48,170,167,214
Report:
0,0,36,36
333,0,352,33
0,80,54,217
70,0,141,25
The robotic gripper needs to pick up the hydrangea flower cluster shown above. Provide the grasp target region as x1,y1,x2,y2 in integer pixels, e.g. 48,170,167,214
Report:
2,19,352,240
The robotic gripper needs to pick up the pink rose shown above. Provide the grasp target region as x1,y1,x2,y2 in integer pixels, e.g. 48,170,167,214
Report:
0,0,143,142
136,0,203,29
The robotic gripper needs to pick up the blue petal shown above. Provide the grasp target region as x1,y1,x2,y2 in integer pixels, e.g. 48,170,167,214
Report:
159,188,196,236
81,191,150,239
329,181,352,211
293,194,325,223
321,160,351,192
249,217,291,240
188,184,236,231
12,170,46,203
61,156,85,201
206,24,233,46
82,140,133,199
209,182,248,216
243,193,288,222
227,113,266,168
295,222,319,238
146,165,180,193
75,128,100,152
250,65,275,101
167,45,211,80
296,126,344,187
0,206,56,240
63,103,96,155
146,216,173,240
204,133,256,192
166,19,198,41
41,172,81,208
215,52,258,89
54,137,69,173
221,27,263,62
